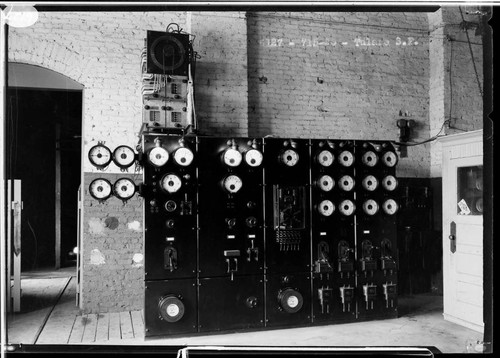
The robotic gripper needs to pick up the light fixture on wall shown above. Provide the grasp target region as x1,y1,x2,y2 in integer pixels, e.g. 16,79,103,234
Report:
396,118,415,143
2,4,38,28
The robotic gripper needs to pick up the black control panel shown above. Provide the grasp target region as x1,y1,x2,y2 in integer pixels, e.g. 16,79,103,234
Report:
87,135,400,337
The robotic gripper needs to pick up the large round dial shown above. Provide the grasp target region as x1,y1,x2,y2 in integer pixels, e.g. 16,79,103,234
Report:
382,175,398,191
278,288,304,313
148,146,169,167
339,199,356,216
158,295,185,323
338,175,355,191
317,174,335,192
244,148,263,167
222,148,242,167
88,144,112,168
362,175,379,191
222,175,243,194
382,199,399,215
363,199,379,215
160,173,182,194
113,177,136,200
280,149,299,167
112,145,136,169
89,178,112,200
362,151,379,167
338,150,354,167
173,147,194,167
318,199,335,216
382,151,398,167
316,150,334,167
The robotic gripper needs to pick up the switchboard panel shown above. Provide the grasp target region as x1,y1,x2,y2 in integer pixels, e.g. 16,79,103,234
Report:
142,134,198,280
197,137,265,279
265,272,312,328
263,138,311,274
198,276,265,332
355,140,398,320
310,139,357,323
144,279,197,337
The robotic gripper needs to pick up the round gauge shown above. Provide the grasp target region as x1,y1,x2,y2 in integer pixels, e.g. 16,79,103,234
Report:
318,199,335,217
338,150,354,167
363,199,379,216
113,178,136,200
88,144,112,168
316,150,334,167
89,178,112,200
222,175,243,194
317,174,335,192
280,149,299,167
339,199,356,216
158,295,185,323
112,145,136,169
148,146,169,167
382,175,398,191
173,147,194,167
222,148,243,167
244,148,264,167
362,151,379,167
338,175,355,191
362,175,379,191
382,151,398,167
160,173,182,194
382,199,399,215
278,288,304,313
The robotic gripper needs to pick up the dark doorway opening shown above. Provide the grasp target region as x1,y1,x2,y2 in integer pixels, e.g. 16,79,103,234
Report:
7,88,82,270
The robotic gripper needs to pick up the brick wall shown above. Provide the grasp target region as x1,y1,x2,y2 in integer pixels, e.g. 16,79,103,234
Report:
7,8,484,313
428,7,484,177
247,12,430,177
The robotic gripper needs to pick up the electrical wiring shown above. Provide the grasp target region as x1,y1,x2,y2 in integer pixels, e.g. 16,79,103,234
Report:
459,6,483,98
392,119,449,147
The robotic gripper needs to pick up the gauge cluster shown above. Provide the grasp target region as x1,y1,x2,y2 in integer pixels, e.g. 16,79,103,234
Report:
88,135,400,337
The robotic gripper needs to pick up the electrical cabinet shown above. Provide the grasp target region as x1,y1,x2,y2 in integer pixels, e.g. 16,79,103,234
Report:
87,135,400,337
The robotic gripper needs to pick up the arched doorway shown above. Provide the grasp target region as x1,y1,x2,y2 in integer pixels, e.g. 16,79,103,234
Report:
7,63,83,270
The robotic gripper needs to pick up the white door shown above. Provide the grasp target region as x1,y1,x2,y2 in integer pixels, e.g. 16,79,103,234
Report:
441,132,483,333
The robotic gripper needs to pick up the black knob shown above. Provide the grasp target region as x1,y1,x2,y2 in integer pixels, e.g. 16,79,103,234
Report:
144,105,150,110
246,216,257,228
247,201,256,209
166,219,175,229
245,296,258,309
226,218,236,228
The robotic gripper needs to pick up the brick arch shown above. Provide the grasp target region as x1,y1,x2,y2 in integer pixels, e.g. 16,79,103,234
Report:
8,37,97,87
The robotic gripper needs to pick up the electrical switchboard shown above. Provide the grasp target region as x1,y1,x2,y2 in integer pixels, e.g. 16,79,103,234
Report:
310,140,357,323
355,141,399,320
87,135,400,337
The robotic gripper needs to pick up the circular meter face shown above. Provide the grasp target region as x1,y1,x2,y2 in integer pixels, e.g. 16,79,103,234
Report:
88,144,112,168
222,175,243,194
222,148,243,167
339,199,356,216
362,151,379,167
382,151,398,167
89,178,112,200
362,175,379,191
338,150,354,167
113,178,136,200
382,175,398,191
161,173,182,194
113,145,135,169
382,199,399,215
338,175,355,191
148,146,169,167
281,149,299,167
173,147,194,167
318,199,335,216
363,199,379,215
317,175,334,192
317,150,334,167
244,149,263,167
